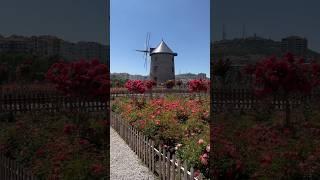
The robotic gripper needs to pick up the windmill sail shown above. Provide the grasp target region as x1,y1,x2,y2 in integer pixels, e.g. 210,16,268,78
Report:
135,32,151,71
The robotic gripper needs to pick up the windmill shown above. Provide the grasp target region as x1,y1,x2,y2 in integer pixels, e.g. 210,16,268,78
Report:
135,32,151,71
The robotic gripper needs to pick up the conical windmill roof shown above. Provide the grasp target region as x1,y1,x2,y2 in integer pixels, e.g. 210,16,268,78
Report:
150,40,177,55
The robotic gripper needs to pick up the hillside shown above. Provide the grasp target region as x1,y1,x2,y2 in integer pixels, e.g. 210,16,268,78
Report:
211,37,320,64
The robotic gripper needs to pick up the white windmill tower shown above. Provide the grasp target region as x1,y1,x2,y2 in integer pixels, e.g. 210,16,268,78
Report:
136,33,177,84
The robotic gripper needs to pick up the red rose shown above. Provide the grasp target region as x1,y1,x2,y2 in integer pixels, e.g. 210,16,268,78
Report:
91,163,104,176
199,153,208,166
63,124,77,135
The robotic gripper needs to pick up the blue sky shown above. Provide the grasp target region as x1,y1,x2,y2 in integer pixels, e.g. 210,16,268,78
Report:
111,0,210,76
0,0,108,45
211,0,320,53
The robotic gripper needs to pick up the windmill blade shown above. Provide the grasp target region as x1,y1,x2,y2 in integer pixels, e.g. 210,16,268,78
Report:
135,49,148,52
145,33,149,51
144,54,148,71
147,32,151,51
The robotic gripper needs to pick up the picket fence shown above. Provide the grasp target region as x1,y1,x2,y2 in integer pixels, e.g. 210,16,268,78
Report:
111,92,209,100
212,88,320,112
0,153,37,180
0,90,106,179
0,91,106,114
111,113,207,180
110,88,191,95
111,88,211,97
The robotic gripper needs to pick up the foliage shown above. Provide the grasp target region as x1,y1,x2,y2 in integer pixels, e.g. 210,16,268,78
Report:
188,79,209,93
245,53,320,127
124,80,146,94
177,139,210,178
212,111,320,179
144,80,156,90
0,112,107,179
46,59,109,100
112,95,210,177
0,53,60,82
165,80,175,89
111,78,127,88
245,53,320,96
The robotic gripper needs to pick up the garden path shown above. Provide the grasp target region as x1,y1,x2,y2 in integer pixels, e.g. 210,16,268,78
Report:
110,127,156,180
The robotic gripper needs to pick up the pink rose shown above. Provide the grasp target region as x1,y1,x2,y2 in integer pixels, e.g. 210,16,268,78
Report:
199,153,208,166
197,139,204,145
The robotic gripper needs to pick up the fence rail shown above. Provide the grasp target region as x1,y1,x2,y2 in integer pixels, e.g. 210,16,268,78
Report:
111,92,209,100
110,88,192,94
212,88,320,112
0,91,106,114
111,112,207,180
0,153,37,180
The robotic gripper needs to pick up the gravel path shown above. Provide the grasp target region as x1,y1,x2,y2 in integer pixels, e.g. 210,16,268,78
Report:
110,127,156,180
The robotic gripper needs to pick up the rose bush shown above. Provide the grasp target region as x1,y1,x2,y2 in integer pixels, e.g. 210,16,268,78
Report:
112,95,210,178
245,53,320,96
0,112,107,179
124,80,146,94
46,59,108,100
188,79,209,93
212,111,320,179
245,53,320,127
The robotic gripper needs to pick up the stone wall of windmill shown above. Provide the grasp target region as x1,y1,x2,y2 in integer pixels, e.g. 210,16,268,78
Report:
150,53,175,83
149,40,177,84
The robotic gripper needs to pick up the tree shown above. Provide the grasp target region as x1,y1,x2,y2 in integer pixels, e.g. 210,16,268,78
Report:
245,53,320,127
125,80,147,94
46,59,109,101
188,79,209,92
188,79,209,101
124,80,147,107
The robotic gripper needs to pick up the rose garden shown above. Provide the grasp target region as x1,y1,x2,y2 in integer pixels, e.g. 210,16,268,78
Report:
0,59,108,179
111,78,210,179
211,53,320,179
0,52,320,179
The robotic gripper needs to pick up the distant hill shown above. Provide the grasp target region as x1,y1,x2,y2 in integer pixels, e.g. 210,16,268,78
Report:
211,36,320,64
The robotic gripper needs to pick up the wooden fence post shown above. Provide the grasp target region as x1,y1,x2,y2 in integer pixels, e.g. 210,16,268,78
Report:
151,141,155,174
166,151,170,179
172,154,176,180
177,159,181,180
158,145,162,180
190,166,194,180
183,161,188,180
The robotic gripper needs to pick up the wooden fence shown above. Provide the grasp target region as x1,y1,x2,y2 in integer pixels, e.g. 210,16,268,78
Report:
212,88,320,112
111,92,209,100
0,153,37,180
111,88,191,94
111,88,209,96
0,91,106,114
111,113,207,180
